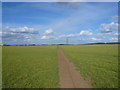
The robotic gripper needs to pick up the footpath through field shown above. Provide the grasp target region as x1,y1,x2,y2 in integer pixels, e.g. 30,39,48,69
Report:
58,47,92,88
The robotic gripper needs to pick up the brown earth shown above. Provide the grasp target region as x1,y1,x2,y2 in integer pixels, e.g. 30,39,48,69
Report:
58,47,92,88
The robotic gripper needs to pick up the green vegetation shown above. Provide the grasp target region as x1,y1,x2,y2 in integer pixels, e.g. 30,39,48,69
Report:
61,44,118,88
0,46,2,89
3,46,59,88
2,45,118,88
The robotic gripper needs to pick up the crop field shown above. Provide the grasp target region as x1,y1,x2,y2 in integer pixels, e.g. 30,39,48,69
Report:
2,44,119,88
0,46,2,89
61,44,118,88
2,46,59,88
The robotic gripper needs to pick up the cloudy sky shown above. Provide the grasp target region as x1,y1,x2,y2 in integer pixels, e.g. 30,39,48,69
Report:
1,2,119,45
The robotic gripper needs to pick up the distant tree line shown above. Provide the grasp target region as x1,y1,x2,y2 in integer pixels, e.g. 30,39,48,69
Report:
1,42,120,46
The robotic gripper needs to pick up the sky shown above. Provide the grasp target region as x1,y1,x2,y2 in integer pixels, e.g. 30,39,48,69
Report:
1,2,119,45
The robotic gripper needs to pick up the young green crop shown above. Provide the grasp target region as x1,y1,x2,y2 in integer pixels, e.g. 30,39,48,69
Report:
3,45,59,88
0,46,2,89
61,44,118,88
2,45,119,88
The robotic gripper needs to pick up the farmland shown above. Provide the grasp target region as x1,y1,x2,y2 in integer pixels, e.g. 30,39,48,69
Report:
2,46,59,88
0,46,2,89
61,44,118,88
2,44,119,88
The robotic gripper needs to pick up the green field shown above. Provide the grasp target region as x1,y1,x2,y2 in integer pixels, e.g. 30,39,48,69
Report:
2,46,59,88
2,45,118,88
61,45,118,88
0,46,2,89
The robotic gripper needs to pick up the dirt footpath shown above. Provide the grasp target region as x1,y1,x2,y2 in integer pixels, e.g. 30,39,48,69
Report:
58,47,92,88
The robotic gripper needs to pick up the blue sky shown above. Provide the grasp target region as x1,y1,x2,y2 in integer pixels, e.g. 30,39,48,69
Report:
1,2,119,45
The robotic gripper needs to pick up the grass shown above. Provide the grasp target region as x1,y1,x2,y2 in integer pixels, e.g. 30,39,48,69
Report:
2,44,119,88
2,45,59,88
0,46,2,89
61,44,118,88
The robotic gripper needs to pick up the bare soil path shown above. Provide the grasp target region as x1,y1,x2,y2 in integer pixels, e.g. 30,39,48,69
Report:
58,47,92,88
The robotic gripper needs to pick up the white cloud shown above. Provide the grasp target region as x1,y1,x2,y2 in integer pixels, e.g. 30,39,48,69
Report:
4,26,39,34
79,30,93,36
58,34,66,38
58,30,93,39
58,34,78,38
78,37,102,42
79,38,86,41
44,28,54,35
2,26,39,45
113,32,120,36
67,34,75,37
91,37,101,41
40,35,50,39
0,30,1,33
109,38,118,41
111,16,118,22
41,28,55,40
99,22,118,33
67,33,79,37
98,32,119,37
